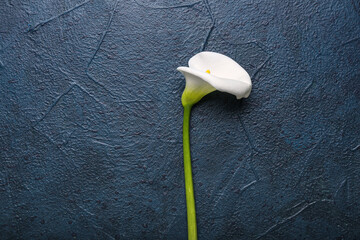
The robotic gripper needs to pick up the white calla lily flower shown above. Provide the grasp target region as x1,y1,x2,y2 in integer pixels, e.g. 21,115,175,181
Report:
177,51,252,106
178,51,252,240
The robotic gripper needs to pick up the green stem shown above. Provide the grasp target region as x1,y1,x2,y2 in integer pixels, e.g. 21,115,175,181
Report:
183,104,197,240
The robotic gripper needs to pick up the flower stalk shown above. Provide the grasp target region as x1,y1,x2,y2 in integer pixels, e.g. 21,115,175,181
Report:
182,104,197,240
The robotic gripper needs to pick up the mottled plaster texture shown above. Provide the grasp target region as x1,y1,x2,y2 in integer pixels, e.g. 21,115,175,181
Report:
0,0,360,239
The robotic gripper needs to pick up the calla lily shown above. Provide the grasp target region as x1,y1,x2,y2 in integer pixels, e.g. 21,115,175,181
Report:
177,51,252,106
177,51,252,240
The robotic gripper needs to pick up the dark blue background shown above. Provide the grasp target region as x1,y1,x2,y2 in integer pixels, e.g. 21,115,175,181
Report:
1,0,359,239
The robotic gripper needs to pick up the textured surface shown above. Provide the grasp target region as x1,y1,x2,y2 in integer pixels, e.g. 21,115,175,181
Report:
1,0,359,239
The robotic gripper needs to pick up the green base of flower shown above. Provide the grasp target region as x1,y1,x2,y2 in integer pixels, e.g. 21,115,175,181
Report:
181,87,215,107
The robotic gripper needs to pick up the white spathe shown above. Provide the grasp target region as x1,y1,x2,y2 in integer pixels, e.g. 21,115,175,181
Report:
177,51,252,106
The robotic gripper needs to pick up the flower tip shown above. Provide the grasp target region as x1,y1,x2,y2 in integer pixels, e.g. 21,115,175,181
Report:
176,66,188,73
236,83,252,99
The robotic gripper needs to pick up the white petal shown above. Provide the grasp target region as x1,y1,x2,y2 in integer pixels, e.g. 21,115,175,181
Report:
188,51,252,87
177,66,251,99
